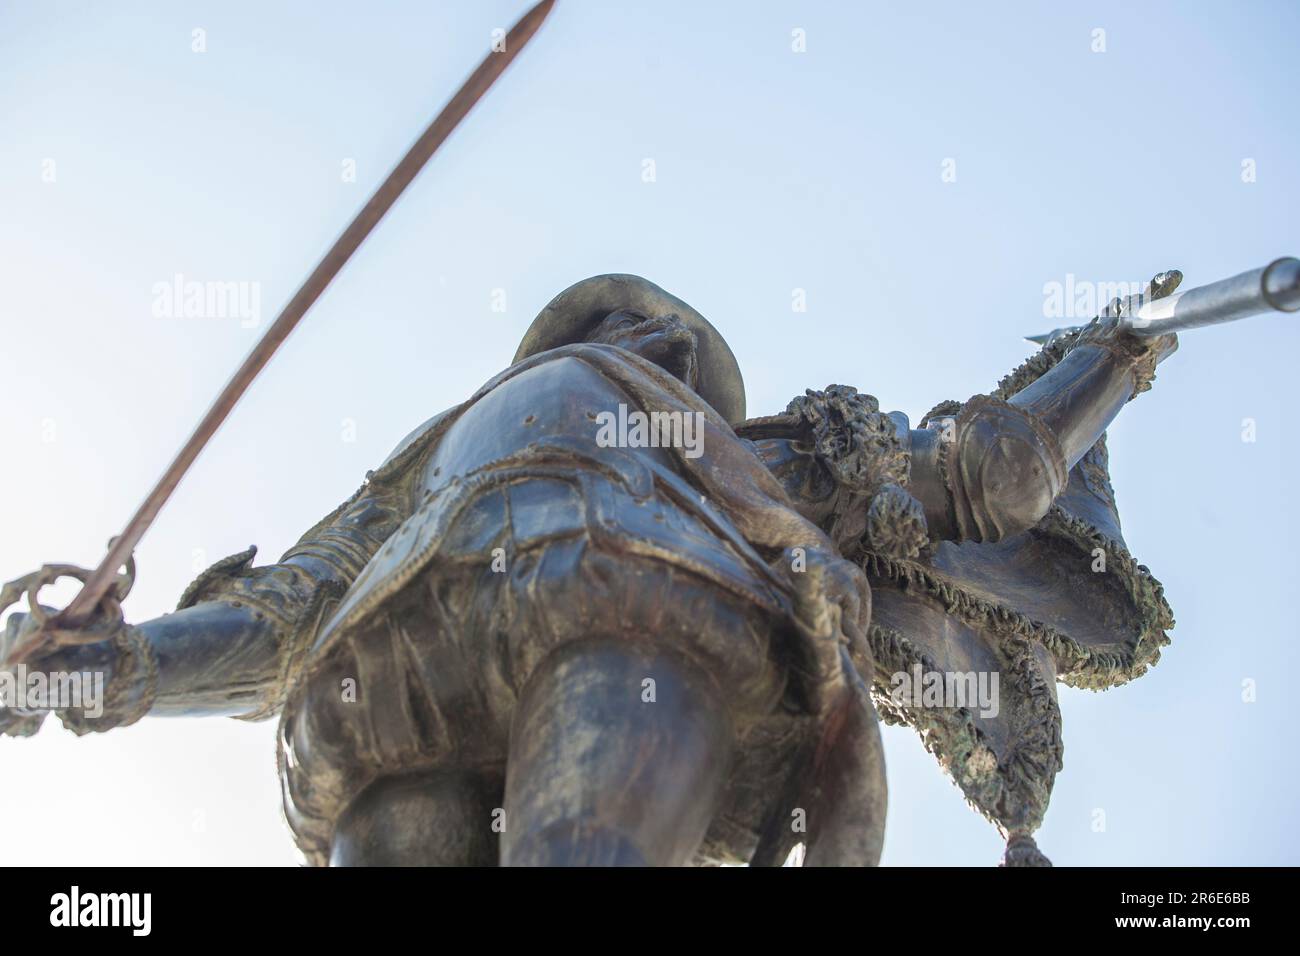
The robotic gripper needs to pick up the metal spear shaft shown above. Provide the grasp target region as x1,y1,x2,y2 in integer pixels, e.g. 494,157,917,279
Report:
1026,256,1300,345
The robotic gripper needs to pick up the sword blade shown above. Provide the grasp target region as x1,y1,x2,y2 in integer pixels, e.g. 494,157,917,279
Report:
59,0,556,625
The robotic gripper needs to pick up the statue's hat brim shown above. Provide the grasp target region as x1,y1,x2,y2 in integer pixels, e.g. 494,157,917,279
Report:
514,274,746,424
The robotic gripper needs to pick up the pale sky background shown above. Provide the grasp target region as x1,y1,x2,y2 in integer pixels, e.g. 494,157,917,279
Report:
1,0,1296,866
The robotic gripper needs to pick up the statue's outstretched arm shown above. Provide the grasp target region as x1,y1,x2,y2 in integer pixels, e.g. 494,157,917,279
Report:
2,479,406,736
1,411,450,736
908,323,1176,543
35,598,286,727
741,321,1174,557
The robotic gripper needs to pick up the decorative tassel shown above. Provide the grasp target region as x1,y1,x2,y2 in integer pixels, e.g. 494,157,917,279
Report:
1000,831,1052,867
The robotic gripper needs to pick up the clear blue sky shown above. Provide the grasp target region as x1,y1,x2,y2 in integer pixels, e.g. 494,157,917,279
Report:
1,0,1296,865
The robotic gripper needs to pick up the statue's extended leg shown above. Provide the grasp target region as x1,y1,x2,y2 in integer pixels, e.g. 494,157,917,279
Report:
329,768,502,866
501,639,733,866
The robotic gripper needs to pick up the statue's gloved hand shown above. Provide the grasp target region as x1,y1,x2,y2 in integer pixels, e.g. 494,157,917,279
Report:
1,555,146,735
1,608,125,737
1070,300,1178,401
1084,314,1177,395
1095,270,1182,378
1110,318,1179,366
1141,329,1179,365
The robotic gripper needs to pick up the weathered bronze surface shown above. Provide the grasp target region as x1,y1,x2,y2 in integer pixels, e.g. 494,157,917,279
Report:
2,272,1183,866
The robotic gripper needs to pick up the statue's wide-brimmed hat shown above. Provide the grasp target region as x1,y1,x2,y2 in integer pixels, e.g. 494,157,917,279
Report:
514,274,746,424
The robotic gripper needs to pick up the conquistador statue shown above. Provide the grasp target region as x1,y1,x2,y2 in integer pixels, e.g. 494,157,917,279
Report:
2,273,1179,867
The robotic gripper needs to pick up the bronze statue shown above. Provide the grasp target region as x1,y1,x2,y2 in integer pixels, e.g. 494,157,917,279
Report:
4,0,1298,864
0,267,1211,866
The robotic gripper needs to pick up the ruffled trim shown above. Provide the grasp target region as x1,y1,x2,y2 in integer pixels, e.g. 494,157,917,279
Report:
860,506,1173,690
867,621,1063,834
